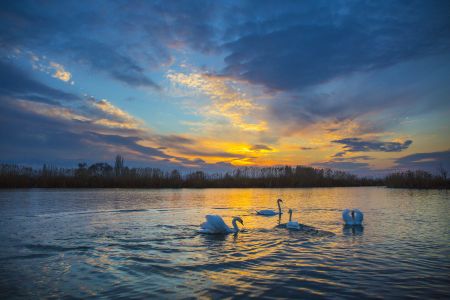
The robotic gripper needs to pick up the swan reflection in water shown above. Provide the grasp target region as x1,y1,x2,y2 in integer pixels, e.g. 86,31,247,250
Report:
343,224,364,236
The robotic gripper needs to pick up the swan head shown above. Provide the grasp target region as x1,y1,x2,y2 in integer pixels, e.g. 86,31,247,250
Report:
277,198,283,203
288,208,293,214
233,216,244,225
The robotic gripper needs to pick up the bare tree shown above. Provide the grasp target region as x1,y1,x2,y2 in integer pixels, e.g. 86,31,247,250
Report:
114,155,124,176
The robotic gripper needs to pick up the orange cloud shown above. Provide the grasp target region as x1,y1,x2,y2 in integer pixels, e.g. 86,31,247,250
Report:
167,72,267,132
50,62,72,82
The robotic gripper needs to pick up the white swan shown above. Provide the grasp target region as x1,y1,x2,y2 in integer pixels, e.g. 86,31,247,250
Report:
199,215,244,234
286,208,300,230
342,209,364,225
257,199,283,216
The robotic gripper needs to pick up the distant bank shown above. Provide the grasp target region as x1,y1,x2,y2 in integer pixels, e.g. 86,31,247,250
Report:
1,159,448,189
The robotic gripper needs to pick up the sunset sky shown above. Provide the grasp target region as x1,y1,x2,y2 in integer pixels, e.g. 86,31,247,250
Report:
1,0,449,175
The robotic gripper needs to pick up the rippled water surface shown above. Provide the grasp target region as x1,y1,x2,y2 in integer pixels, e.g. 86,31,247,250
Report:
0,187,449,299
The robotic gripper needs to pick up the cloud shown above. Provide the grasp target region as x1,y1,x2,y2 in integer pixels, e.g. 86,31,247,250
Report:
85,132,173,159
0,71,251,168
314,161,370,171
67,40,160,89
332,152,346,158
264,52,450,139
217,1,450,143
0,96,179,166
222,1,450,92
23,51,74,84
393,150,450,172
171,148,244,159
333,155,373,162
249,144,273,152
150,134,244,159
333,138,412,153
167,72,267,131
2,1,449,93
50,62,71,82
155,134,197,147
0,59,79,104
89,98,144,129
0,60,262,167
15,100,90,122
0,1,222,89
0,5,159,89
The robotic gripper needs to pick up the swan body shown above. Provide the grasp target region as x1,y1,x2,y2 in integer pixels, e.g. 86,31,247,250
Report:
286,221,300,229
286,208,300,230
257,199,283,216
257,210,278,216
199,215,243,234
342,209,364,225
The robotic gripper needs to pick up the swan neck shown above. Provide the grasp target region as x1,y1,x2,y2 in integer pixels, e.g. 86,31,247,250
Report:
289,210,292,221
232,218,239,232
277,201,282,214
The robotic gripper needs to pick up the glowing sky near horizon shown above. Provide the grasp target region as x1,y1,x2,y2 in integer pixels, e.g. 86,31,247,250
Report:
1,0,449,175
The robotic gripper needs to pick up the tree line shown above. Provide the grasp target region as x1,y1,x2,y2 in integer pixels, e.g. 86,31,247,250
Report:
0,155,448,189
385,169,449,189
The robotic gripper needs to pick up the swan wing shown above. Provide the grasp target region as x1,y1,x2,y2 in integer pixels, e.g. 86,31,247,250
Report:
354,209,364,224
342,209,353,225
202,215,231,233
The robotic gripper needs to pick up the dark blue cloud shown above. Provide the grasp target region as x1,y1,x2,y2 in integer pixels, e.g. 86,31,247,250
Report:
0,0,221,89
221,1,450,135
68,40,160,89
333,138,412,153
393,150,450,172
266,52,450,133
0,89,169,165
0,98,93,163
222,0,450,91
85,132,174,159
2,1,449,93
0,1,159,88
155,135,197,147
3,1,449,95
0,59,79,104
333,155,373,162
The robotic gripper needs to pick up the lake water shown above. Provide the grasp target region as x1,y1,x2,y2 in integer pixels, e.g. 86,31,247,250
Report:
0,187,449,299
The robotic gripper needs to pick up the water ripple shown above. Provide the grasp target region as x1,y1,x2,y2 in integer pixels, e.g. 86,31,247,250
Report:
0,187,449,299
